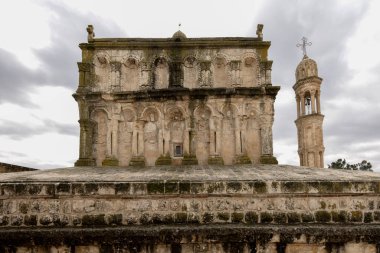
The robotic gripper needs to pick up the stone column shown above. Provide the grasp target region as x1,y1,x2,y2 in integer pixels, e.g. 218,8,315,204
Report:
301,95,305,116
296,96,300,118
75,119,95,166
316,92,321,113
311,91,316,114
259,116,278,164
77,62,92,89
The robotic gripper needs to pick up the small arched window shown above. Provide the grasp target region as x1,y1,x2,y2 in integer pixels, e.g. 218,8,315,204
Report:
304,92,312,115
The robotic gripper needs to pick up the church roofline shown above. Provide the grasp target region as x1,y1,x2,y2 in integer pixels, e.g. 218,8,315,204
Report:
79,37,270,50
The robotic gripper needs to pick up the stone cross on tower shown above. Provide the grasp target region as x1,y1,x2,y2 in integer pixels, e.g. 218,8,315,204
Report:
297,37,312,57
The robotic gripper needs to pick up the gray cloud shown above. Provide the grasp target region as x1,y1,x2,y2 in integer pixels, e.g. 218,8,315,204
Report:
0,1,126,106
0,119,78,140
0,49,45,105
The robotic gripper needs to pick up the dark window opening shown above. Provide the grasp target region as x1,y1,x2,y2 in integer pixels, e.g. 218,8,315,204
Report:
174,144,183,157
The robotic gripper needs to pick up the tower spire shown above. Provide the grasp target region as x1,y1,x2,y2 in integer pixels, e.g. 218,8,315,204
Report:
293,41,325,168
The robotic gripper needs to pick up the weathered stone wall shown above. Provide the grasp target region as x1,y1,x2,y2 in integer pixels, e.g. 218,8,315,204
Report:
0,162,36,173
74,34,279,167
1,166,380,252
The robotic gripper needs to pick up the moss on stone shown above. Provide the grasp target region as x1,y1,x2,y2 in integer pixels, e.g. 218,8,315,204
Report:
260,212,273,223
115,183,130,194
231,213,244,223
19,203,29,214
245,212,258,224
56,183,70,194
208,156,224,165
24,215,37,226
315,211,331,223
165,181,178,194
301,213,314,223
254,181,267,194
174,212,187,223
331,211,347,223
28,185,42,195
182,154,198,165
179,181,190,193
364,212,373,223
107,214,122,225
320,201,327,209
350,211,363,222
373,211,380,221
129,156,145,167
260,155,278,164
15,184,27,195
155,154,172,166
234,155,251,165
282,182,305,193
203,213,214,223
82,214,106,226
287,212,301,223
0,216,9,226
319,182,334,193
217,212,230,221
190,182,205,194
102,157,119,166
207,182,225,194
273,213,286,223
227,182,242,193
84,183,98,194
147,181,165,194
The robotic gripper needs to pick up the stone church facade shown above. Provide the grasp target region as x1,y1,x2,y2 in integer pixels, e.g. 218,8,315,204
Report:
0,25,379,253
74,25,278,168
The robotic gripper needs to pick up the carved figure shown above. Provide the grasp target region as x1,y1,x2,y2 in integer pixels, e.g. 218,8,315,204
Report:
154,57,169,89
199,62,212,87
86,25,95,41
143,112,160,166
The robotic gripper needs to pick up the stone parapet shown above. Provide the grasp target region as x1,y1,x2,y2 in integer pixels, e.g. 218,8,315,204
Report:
1,165,380,251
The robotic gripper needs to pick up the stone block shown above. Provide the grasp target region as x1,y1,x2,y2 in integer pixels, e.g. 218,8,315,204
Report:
253,181,267,194
281,182,306,193
331,211,348,223
102,157,119,166
273,212,287,223
245,211,258,224
350,211,363,222
179,181,191,194
202,213,214,223
260,212,273,223
231,212,244,223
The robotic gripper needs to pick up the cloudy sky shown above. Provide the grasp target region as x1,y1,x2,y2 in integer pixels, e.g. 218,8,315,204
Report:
0,0,379,170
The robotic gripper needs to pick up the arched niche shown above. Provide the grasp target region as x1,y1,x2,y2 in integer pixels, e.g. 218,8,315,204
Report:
213,55,228,88
183,55,198,89
121,56,140,91
153,57,169,89
90,108,110,166
118,108,136,166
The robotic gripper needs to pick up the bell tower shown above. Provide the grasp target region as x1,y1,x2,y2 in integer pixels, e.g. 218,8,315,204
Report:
293,37,325,168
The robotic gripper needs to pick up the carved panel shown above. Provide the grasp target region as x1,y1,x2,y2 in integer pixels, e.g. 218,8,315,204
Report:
183,56,198,89
153,57,169,89
242,57,257,87
213,56,228,88
122,57,139,91
198,61,212,87
91,110,108,166
118,109,136,166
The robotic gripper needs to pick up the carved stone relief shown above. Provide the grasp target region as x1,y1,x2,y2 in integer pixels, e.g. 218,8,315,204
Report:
183,56,198,88
153,57,169,89
118,109,135,166
213,56,228,88
221,105,236,165
140,61,152,89
168,108,185,156
110,61,121,91
94,53,110,91
122,57,139,91
243,110,261,163
92,110,108,166
230,61,241,86
143,109,160,166
194,106,211,165
169,62,183,87
199,61,212,87
242,57,257,87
